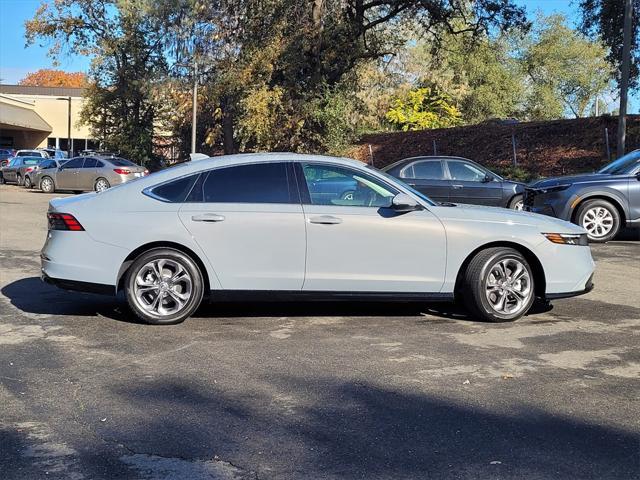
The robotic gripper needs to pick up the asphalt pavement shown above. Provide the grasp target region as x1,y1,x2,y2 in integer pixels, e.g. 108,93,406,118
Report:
1,184,639,480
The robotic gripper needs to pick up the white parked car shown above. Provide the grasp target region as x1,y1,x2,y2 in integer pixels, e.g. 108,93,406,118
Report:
41,153,595,325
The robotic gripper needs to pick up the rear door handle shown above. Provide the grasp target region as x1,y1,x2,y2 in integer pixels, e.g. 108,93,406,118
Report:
451,184,464,189
192,213,225,222
309,215,342,225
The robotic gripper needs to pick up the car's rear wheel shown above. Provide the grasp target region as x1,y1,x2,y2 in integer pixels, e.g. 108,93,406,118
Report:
95,177,110,192
576,199,620,243
508,194,524,210
24,175,32,189
125,248,204,325
461,247,535,322
40,176,55,193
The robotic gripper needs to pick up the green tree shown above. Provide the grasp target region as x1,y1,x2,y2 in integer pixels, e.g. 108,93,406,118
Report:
25,0,167,165
520,14,613,119
386,85,462,131
579,0,639,90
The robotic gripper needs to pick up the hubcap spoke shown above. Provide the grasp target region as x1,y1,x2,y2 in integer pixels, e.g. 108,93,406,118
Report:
485,257,532,316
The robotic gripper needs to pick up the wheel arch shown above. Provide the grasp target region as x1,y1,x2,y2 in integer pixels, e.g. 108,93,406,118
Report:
570,193,627,224
454,241,546,298
116,241,211,294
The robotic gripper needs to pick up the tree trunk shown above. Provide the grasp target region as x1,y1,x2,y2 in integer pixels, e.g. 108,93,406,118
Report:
310,0,325,85
221,96,235,155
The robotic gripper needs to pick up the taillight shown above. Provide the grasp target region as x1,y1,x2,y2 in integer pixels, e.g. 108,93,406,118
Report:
144,169,149,176
25,167,35,173
114,168,131,175
48,213,84,231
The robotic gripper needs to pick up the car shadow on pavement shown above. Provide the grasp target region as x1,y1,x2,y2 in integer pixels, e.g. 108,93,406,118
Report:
2,276,553,325
22,375,630,479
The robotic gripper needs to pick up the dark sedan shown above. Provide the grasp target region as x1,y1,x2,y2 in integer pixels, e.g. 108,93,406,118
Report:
382,156,525,209
524,150,640,242
0,156,43,186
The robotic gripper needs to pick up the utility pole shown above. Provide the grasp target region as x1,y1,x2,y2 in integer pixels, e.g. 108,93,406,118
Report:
57,96,72,157
617,0,633,157
191,60,198,154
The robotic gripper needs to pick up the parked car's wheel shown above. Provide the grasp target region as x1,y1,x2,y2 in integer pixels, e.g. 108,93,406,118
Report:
0,174,5,184
508,194,524,210
16,174,23,186
40,176,55,193
95,177,110,192
576,199,620,243
24,175,32,189
461,247,535,322
125,248,205,325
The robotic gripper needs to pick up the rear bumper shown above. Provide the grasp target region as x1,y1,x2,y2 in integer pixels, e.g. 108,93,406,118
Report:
42,272,115,295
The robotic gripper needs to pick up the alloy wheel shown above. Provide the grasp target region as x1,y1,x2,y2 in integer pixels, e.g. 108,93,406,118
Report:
513,200,524,210
132,259,193,318
95,179,110,192
484,258,532,316
582,206,614,239
41,177,54,193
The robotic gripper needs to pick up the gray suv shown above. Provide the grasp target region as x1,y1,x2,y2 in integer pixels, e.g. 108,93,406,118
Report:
524,150,640,242
38,155,148,193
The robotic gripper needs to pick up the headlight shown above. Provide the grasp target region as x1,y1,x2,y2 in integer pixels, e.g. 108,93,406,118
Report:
543,233,589,246
536,184,571,194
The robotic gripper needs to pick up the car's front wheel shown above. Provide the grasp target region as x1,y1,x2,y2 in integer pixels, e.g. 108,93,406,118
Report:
576,199,620,243
16,174,23,186
125,248,205,325
508,194,524,210
461,247,535,322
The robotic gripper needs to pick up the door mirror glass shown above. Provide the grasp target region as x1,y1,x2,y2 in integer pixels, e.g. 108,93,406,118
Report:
391,193,421,212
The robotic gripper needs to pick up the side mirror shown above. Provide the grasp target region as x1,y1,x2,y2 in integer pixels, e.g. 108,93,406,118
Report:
482,173,493,183
391,193,421,212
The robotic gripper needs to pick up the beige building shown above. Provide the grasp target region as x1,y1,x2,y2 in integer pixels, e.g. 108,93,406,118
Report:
0,84,97,155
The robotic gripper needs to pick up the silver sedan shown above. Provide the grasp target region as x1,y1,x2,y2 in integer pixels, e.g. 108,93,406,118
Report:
37,155,148,193
41,153,595,325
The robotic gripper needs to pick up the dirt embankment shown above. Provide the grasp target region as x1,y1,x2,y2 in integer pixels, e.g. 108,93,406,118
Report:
347,115,640,177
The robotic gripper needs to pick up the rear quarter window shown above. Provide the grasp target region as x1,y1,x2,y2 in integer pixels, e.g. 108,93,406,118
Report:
146,174,200,203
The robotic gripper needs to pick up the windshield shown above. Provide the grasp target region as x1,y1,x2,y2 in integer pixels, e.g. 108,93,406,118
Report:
367,165,436,206
598,150,640,175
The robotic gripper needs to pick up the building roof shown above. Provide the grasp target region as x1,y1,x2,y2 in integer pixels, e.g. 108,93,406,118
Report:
0,84,85,97
0,101,53,132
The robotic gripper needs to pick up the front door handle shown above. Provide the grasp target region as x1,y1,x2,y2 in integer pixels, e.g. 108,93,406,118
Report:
192,213,225,222
309,215,342,225
451,184,464,189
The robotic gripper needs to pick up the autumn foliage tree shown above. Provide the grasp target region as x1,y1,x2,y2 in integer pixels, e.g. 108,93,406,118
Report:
19,69,87,87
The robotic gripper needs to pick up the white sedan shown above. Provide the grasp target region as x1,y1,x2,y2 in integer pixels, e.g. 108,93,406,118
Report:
41,153,595,325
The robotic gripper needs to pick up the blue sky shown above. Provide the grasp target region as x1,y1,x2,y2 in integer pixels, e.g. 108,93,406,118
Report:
0,0,635,111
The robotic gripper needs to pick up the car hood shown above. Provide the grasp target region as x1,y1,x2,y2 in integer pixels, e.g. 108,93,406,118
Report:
529,173,611,188
433,203,585,234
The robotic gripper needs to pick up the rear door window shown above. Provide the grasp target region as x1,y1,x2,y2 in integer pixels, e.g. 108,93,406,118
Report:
201,163,291,203
83,158,98,168
402,160,445,180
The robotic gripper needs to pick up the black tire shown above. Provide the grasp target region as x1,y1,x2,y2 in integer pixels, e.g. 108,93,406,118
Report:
16,174,23,186
125,248,204,325
508,194,524,210
461,247,535,322
94,177,110,192
575,198,621,243
0,174,5,184
40,176,55,193
24,175,32,189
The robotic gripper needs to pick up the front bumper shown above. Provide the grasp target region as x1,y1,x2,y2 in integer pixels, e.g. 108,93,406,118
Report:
523,188,575,221
545,273,594,300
